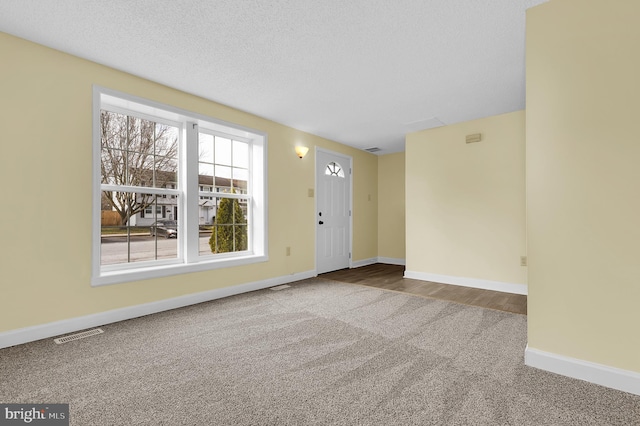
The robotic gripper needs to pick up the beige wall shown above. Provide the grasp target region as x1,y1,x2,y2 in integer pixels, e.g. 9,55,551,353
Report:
527,0,640,372
405,111,526,285
353,150,379,261
377,152,405,260
0,32,377,333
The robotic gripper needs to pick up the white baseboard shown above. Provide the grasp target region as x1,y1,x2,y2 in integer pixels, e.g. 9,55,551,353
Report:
351,257,378,268
377,257,406,266
0,270,316,350
350,257,406,268
525,345,640,396
404,270,527,295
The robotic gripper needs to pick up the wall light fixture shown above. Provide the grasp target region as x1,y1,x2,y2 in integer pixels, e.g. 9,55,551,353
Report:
295,146,309,158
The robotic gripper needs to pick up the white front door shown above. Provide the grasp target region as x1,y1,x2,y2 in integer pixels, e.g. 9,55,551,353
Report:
316,149,351,274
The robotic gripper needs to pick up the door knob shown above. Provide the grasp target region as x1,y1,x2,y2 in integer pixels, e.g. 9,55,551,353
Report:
319,221,324,225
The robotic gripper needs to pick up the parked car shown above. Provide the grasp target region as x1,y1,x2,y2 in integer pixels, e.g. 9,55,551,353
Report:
150,220,177,239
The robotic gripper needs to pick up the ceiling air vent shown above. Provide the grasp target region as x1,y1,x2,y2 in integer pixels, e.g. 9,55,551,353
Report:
364,147,381,153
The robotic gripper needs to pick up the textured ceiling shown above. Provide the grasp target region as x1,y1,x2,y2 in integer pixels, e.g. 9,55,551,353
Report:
0,0,547,154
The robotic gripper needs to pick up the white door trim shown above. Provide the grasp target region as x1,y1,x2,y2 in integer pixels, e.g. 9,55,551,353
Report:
315,147,353,274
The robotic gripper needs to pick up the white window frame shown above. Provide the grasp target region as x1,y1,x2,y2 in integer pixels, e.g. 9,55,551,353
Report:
92,86,268,286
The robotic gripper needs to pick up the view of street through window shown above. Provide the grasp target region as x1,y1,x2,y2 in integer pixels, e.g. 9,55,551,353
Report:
100,229,213,265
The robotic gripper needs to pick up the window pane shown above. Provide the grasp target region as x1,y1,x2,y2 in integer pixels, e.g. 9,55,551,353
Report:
325,161,345,178
155,124,179,158
215,165,232,179
233,167,249,184
207,225,249,254
100,191,178,265
199,165,213,179
100,111,127,185
233,140,248,168
199,196,216,222
101,148,124,185
126,148,152,187
100,110,127,150
215,136,232,166
214,165,232,190
154,157,178,189
199,133,214,163
125,116,147,158
234,225,248,250
199,162,214,186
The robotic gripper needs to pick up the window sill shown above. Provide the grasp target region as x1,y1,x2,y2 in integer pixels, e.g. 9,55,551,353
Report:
91,254,269,287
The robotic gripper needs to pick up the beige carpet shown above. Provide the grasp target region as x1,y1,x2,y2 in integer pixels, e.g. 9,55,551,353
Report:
1,279,639,425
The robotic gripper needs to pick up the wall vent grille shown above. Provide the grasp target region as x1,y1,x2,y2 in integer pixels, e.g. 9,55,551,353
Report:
466,133,482,144
364,147,381,153
269,285,291,291
54,328,104,344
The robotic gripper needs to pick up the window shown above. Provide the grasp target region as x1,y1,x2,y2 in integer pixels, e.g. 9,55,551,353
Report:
325,161,345,178
142,205,165,218
92,87,267,286
197,132,250,256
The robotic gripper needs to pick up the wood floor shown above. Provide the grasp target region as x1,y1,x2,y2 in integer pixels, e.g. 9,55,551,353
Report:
320,263,527,315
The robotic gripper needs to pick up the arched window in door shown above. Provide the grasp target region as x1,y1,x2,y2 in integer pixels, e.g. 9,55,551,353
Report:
325,161,345,178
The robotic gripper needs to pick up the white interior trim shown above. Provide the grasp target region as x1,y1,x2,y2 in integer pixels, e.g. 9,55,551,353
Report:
350,257,406,268
525,345,640,397
0,270,315,350
404,270,527,295
351,258,378,268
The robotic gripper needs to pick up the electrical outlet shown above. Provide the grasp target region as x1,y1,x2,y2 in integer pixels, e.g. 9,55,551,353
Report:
286,247,291,256
520,256,527,266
